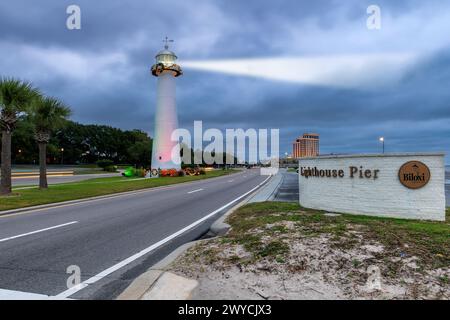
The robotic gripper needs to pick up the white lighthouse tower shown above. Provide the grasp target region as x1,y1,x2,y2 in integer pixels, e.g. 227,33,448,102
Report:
151,37,183,170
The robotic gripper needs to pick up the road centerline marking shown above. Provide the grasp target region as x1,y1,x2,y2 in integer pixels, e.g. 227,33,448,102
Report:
0,221,78,243
187,189,203,194
55,175,271,299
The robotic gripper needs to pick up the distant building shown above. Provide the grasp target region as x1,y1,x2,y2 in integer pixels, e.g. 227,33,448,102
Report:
293,133,319,158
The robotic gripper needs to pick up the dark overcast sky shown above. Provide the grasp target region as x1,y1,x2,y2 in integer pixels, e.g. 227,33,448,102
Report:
1,0,449,162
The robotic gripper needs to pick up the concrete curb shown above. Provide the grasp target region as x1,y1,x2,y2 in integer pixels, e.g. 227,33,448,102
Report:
0,170,242,217
209,172,284,236
208,199,249,237
117,240,203,300
247,171,283,203
117,173,284,300
268,173,284,200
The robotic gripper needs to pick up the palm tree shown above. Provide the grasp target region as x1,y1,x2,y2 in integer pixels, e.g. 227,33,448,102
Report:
31,96,71,189
0,78,40,195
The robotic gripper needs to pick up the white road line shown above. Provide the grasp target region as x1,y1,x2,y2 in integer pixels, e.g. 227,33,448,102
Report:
55,175,271,299
227,180,234,182
0,289,50,300
0,221,78,243
187,189,203,194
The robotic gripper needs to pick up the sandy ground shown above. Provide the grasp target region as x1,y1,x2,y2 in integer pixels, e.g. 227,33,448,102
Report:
171,218,449,300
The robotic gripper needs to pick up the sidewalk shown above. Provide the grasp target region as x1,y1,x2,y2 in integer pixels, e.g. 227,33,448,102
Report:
246,170,283,203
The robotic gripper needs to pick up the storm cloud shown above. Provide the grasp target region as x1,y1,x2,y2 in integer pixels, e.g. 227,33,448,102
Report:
0,0,449,160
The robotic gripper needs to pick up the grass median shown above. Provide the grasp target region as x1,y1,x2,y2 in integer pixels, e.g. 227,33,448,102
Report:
0,169,237,212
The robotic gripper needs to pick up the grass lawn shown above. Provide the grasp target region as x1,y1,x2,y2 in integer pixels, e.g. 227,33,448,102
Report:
287,168,298,173
0,169,237,211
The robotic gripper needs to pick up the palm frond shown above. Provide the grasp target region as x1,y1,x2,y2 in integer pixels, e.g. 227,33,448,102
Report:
32,96,72,135
0,78,40,131
0,77,41,113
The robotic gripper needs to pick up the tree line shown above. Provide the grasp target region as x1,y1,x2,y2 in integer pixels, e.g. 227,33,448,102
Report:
11,118,152,166
0,78,152,195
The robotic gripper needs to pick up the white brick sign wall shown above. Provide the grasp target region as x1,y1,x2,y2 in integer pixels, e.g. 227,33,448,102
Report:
298,153,446,221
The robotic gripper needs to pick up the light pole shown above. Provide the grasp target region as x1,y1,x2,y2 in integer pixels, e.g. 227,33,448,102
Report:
14,149,22,165
61,148,64,165
379,137,385,154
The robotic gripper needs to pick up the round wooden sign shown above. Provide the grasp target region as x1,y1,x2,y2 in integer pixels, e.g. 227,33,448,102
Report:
398,161,430,189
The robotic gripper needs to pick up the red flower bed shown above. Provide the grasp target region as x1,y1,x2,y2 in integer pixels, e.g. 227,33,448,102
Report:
159,169,179,177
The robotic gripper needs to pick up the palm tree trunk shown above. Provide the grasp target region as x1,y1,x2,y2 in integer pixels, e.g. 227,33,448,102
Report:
1,130,12,195
38,142,48,189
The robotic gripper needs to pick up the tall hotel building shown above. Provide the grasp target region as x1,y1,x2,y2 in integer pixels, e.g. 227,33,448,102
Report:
293,133,319,158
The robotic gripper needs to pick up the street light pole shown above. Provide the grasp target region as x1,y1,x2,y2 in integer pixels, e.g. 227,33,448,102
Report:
379,137,385,154
61,148,64,165
16,149,22,165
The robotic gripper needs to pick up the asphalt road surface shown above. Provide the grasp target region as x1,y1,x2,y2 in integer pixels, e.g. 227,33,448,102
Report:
12,173,121,187
0,169,268,299
274,171,299,202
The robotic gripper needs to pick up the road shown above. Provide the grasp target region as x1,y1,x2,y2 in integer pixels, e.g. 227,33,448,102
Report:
12,173,122,187
274,170,299,202
0,169,268,299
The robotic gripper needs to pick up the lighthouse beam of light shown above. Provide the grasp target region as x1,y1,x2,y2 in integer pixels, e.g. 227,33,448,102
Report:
181,53,417,89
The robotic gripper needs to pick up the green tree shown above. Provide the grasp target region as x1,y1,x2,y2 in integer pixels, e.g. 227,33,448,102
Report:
0,78,40,195
8,118,153,166
31,96,71,189
127,141,152,167
11,118,37,164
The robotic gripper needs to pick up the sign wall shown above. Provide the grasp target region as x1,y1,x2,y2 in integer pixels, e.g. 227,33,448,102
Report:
298,153,445,221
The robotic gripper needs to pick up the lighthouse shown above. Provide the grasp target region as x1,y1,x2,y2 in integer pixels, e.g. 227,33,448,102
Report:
150,37,183,170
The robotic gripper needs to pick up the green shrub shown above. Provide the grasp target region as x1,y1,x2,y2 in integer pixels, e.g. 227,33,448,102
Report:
97,159,114,169
123,167,147,177
104,165,118,172
123,167,135,177
199,169,206,175
135,168,146,177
